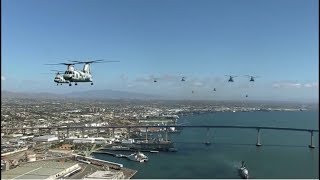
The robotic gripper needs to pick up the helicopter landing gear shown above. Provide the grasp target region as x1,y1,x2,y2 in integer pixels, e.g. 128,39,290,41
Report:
91,82,93,85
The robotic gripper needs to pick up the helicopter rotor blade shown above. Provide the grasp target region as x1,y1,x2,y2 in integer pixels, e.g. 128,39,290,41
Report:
44,63,75,66
69,60,120,64
50,70,64,72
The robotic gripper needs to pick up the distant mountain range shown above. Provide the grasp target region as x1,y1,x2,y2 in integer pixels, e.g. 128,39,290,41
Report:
64,90,162,100
2,90,63,99
1,90,163,100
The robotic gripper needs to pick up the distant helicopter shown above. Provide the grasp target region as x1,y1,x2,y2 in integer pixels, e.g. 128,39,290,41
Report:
245,75,259,82
45,59,119,86
181,77,186,82
51,70,69,85
153,78,158,83
226,75,237,82
213,88,216,91
42,70,69,85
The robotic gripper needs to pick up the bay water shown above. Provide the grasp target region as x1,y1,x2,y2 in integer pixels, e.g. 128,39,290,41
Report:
93,111,319,178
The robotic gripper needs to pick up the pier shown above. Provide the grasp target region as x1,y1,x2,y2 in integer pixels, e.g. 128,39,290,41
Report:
92,151,128,158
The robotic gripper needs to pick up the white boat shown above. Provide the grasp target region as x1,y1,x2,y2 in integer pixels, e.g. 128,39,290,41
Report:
115,154,126,158
204,141,211,145
110,146,130,150
238,161,249,179
127,151,148,162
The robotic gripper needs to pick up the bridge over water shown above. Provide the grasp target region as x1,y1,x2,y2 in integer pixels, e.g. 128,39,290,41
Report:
2,125,319,148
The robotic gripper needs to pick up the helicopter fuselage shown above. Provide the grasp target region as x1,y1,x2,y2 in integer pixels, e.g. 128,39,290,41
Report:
63,70,93,82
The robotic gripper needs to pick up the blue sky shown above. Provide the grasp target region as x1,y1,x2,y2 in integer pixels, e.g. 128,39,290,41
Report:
1,0,318,102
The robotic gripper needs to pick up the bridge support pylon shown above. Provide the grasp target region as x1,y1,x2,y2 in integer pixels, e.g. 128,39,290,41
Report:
205,127,211,144
165,127,168,142
145,127,148,141
309,131,315,149
256,128,262,146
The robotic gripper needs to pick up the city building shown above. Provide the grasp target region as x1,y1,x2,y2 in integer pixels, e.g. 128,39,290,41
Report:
33,135,59,142
1,160,81,179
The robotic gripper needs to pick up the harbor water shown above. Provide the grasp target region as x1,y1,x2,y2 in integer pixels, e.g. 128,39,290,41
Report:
93,111,319,179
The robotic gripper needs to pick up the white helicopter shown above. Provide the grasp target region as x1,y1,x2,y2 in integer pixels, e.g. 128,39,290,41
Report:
45,59,119,86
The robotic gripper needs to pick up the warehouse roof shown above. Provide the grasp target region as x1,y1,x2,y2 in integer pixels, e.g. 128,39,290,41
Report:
1,160,78,179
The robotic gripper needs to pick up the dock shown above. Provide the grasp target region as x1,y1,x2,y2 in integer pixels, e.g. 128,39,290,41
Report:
92,151,128,158
72,154,137,178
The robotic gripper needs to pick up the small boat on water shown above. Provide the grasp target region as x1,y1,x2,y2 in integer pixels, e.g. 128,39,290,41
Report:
168,148,178,152
150,150,159,153
127,151,148,162
115,154,127,158
204,141,211,145
238,161,249,179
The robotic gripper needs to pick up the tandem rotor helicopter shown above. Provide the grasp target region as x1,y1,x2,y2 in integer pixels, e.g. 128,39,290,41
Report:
226,75,237,82
45,59,120,86
225,75,259,82
244,75,259,82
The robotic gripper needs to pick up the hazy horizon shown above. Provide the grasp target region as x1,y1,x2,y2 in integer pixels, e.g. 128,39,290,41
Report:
2,89,318,104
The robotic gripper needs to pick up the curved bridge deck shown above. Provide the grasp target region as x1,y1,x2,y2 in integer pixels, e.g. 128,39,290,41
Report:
2,125,318,149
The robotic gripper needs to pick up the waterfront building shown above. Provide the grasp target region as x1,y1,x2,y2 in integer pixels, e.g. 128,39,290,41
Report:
1,160,81,179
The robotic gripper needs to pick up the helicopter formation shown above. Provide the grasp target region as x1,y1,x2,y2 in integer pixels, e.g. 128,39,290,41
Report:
45,60,120,86
150,74,258,97
44,60,258,98
226,75,259,82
